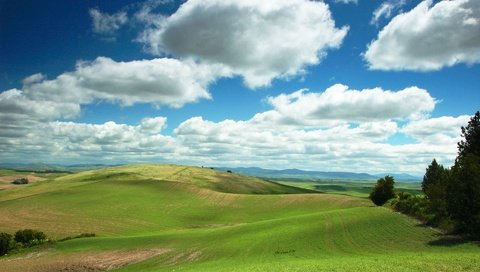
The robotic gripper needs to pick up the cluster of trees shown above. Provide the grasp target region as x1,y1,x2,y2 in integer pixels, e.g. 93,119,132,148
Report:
422,111,480,237
0,229,47,256
370,111,479,238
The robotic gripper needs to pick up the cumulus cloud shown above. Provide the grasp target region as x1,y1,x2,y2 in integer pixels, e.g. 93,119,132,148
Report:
0,118,178,164
137,0,348,88
402,115,471,142
168,84,461,173
173,114,457,173
140,116,167,133
265,84,436,125
24,57,227,107
0,89,80,121
365,0,480,71
89,8,128,38
0,57,229,139
0,88,80,138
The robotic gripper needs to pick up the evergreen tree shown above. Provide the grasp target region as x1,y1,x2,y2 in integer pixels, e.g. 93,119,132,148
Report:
447,111,480,237
447,154,480,236
422,159,448,216
457,111,480,160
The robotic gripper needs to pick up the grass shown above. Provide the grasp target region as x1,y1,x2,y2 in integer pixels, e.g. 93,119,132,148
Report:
0,164,478,271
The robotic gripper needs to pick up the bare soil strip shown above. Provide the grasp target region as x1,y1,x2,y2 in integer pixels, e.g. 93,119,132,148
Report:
1,248,170,272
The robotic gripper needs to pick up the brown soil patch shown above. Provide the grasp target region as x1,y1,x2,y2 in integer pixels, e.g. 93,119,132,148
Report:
0,175,46,190
163,250,202,266
1,248,170,272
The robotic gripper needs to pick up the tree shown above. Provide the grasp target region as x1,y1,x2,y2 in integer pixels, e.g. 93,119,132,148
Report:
457,111,480,160
422,159,449,216
369,176,396,206
446,111,480,237
447,154,480,236
0,232,12,256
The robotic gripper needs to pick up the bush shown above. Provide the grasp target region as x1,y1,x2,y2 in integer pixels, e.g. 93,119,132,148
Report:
0,232,13,256
392,193,429,219
369,176,396,206
11,177,28,185
14,229,46,246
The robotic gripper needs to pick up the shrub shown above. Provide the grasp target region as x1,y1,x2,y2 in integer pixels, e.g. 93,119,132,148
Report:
11,177,28,185
392,193,429,219
14,229,46,246
0,232,13,256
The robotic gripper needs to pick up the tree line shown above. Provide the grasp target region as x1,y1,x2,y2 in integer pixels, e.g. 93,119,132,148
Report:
369,111,479,239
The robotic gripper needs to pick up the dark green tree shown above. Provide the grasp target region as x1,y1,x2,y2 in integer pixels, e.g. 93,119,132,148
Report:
447,154,480,236
369,175,396,206
0,232,13,256
447,111,480,237
422,159,449,216
457,111,480,160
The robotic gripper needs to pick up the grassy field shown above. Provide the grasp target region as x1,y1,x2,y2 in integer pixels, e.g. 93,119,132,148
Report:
275,178,423,198
0,164,478,271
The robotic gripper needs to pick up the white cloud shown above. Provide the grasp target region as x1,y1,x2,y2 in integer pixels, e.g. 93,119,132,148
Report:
173,113,458,174
402,115,471,141
0,88,79,121
265,84,436,125
89,8,128,37
137,0,348,88
0,57,229,139
0,82,463,174
25,57,227,107
22,73,45,86
371,1,407,25
140,116,167,134
365,0,480,71
168,85,462,173
0,119,178,164
134,0,172,27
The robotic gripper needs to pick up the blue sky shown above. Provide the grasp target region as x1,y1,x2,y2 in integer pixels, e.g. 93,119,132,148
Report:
0,0,479,174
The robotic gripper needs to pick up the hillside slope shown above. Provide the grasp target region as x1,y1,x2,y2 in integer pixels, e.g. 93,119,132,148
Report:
0,164,478,271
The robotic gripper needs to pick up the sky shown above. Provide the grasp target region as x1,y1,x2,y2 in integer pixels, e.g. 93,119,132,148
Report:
0,0,479,175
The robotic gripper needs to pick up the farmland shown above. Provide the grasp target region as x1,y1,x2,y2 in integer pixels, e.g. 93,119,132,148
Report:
0,164,478,271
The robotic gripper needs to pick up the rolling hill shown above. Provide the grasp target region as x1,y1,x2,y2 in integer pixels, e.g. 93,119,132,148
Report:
0,164,478,271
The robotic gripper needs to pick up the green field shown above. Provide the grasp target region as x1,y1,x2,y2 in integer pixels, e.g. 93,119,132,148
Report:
274,178,423,198
0,164,478,271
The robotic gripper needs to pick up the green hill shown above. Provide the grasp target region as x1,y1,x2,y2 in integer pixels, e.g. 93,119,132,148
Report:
0,164,478,271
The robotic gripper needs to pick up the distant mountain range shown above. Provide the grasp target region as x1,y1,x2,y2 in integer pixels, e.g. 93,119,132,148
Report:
216,167,421,181
0,163,117,172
